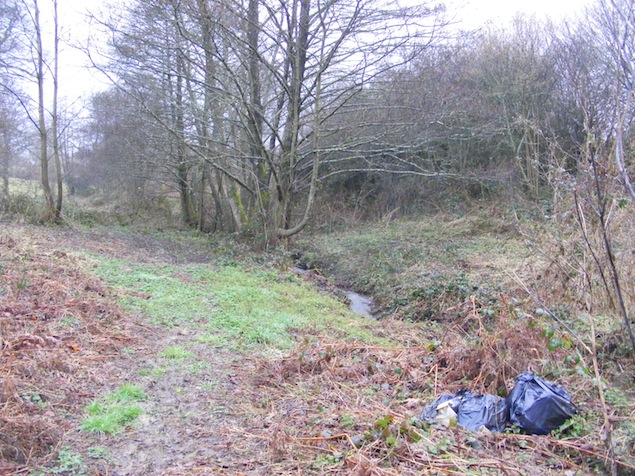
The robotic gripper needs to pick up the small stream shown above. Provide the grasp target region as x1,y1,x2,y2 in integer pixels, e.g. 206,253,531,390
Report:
344,291,373,317
293,266,374,317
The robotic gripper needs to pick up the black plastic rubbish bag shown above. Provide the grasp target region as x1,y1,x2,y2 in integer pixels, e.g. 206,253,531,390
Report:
419,394,458,423
457,391,509,432
420,390,509,432
507,371,577,435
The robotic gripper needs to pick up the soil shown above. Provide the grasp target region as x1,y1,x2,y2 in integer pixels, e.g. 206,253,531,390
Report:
2,222,634,476
0,223,279,475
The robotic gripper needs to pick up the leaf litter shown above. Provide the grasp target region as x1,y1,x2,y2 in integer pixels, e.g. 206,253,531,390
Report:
0,222,633,475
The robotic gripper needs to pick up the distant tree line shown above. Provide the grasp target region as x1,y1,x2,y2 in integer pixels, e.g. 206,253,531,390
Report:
1,0,634,242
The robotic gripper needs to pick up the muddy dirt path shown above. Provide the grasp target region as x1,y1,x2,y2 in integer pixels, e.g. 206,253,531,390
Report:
3,223,278,475
6,222,634,476
68,332,265,475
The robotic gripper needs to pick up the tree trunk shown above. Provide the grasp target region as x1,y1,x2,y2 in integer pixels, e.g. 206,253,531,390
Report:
52,0,63,221
34,0,54,220
197,162,205,232
0,128,8,199
205,167,225,232
275,0,311,235
247,0,266,192
174,45,195,226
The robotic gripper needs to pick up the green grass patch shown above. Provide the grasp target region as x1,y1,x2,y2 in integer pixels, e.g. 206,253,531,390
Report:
81,384,146,435
138,366,168,378
93,256,390,350
160,346,194,359
185,361,212,374
87,445,112,461
94,259,214,328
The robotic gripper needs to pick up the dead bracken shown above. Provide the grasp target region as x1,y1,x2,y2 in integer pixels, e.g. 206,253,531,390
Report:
0,223,634,475
0,227,138,471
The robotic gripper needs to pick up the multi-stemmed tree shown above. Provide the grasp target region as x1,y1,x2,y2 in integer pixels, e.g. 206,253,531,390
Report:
89,0,447,241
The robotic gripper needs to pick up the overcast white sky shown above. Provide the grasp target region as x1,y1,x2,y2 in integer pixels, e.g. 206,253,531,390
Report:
445,0,593,27
55,0,596,100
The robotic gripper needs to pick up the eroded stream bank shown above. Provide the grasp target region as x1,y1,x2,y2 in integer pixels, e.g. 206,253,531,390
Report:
292,265,375,317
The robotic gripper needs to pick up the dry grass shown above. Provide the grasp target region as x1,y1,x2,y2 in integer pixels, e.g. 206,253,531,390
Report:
1,221,633,475
431,296,551,395
235,299,635,476
523,169,635,352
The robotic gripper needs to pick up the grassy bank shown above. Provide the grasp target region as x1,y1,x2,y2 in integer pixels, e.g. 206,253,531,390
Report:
2,219,634,475
295,213,531,319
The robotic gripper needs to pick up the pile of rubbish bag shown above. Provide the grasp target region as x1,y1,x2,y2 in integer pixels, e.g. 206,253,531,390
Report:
420,371,577,435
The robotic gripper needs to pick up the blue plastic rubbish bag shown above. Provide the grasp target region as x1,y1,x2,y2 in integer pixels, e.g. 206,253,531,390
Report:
507,371,577,435
420,390,509,432
457,391,509,432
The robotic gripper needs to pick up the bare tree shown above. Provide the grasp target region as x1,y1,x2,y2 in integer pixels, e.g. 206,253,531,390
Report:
228,0,447,241
0,0,23,198
0,95,22,199
0,0,64,220
527,0,635,361
0,0,21,72
584,0,635,356
31,0,56,219
87,0,446,242
51,0,62,219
